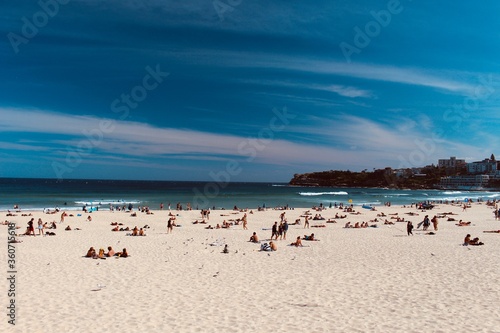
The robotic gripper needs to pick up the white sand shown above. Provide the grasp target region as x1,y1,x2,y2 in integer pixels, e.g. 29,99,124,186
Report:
1,202,499,333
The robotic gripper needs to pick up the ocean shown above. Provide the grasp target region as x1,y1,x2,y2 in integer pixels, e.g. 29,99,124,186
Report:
1,178,499,212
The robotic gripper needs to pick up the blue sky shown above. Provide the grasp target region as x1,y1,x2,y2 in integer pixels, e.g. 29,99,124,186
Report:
1,0,499,182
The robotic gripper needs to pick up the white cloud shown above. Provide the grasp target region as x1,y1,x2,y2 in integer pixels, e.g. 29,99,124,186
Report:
240,79,373,98
0,107,486,173
173,49,476,94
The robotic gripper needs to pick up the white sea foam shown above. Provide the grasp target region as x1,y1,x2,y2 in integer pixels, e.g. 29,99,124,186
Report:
383,193,410,197
298,191,348,196
74,200,141,206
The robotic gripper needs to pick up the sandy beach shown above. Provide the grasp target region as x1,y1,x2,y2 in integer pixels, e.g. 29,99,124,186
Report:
1,201,499,333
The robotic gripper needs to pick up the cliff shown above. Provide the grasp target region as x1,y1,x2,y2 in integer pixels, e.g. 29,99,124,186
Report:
289,168,445,189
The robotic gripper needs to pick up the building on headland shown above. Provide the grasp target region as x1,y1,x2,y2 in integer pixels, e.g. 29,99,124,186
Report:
438,154,500,189
439,174,490,190
438,156,466,169
466,157,498,174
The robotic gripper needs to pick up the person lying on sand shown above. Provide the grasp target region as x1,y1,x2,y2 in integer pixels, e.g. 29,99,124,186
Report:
469,237,484,246
8,238,22,243
456,220,471,226
303,233,318,241
290,236,303,247
483,230,500,233
115,248,129,257
463,234,484,246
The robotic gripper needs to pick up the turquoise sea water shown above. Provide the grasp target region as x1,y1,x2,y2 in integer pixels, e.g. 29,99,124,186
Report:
1,178,499,211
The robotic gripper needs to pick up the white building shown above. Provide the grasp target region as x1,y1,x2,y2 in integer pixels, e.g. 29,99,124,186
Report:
467,158,497,174
440,174,490,189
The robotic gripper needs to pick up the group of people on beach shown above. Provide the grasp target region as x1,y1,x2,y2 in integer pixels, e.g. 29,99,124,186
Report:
85,246,128,259
344,221,374,228
271,220,289,240
463,234,484,246
7,198,499,267
23,218,58,236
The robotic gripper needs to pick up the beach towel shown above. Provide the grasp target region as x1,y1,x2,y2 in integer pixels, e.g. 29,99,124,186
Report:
260,243,272,251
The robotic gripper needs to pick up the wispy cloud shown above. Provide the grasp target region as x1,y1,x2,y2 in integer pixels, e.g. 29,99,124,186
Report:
241,79,373,98
1,107,485,174
0,141,51,152
174,49,476,94
256,58,476,94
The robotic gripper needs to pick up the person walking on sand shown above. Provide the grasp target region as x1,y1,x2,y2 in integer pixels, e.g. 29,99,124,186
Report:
37,218,44,236
283,220,288,240
423,215,430,231
271,222,278,240
280,212,286,222
167,218,174,234
60,211,66,224
26,218,35,236
431,215,438,231
242,213,248,230
407,221,413,236
304,215,310,229
418,215,429,230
